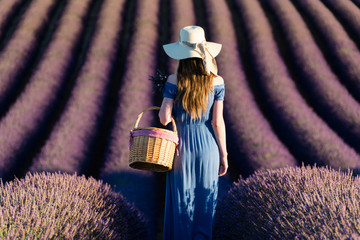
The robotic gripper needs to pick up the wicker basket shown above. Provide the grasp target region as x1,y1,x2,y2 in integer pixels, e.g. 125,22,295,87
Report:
129,106,178,172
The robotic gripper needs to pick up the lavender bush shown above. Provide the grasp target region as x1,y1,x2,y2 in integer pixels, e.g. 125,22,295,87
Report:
0,0,55,110
203,0,296,176
234,0,360,170
0,0,91,180
214,165,360,239
263,0,360,150
0,171,149,239
291,0,360,102
30,0,126,174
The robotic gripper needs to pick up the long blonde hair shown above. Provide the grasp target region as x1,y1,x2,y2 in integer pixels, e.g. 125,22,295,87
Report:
175,58,215,119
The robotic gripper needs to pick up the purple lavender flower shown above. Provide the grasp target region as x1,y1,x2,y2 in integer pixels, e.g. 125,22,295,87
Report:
214,165,360,239
0,171,149,239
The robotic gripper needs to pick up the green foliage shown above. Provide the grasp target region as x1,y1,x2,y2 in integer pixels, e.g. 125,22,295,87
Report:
214,165,360,239
0,172,149,239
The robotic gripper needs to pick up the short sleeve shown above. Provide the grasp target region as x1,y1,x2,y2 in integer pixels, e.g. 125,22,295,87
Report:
214,84,225,101
163,82,177,99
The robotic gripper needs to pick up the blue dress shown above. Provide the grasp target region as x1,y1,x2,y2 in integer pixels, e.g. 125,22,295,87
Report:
162,81,225,240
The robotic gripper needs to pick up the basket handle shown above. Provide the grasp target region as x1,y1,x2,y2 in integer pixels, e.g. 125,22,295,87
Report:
133,106,177,134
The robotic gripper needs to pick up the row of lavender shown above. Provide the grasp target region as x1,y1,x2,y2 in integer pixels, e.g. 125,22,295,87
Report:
0,0,359,198
262,0,360,154
0,0,359,195
30,0,126,175
0,0,56,116
0,0,23,37
197,0,360,176
294,0,360,103
235,0,360,169
0,0,159,237
203,0,297,177
0,0,93,180
0,0,359,237
0,0,163,237
98,0,162,236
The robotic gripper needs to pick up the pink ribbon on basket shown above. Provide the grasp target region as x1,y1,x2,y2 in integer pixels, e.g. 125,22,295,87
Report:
129,129,179,155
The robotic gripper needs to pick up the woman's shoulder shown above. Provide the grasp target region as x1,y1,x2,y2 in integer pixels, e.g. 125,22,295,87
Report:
167,73,177,85
213,75,224,87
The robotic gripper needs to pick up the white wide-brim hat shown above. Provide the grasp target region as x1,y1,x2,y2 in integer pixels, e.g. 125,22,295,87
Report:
163,26,222,75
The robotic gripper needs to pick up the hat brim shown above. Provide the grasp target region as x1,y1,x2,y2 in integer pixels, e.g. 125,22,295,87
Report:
163,41,222,60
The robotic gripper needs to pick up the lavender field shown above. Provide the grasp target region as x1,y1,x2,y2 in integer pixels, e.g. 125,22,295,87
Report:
1,0,360,238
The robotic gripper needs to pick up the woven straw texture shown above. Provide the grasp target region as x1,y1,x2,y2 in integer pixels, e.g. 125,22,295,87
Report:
129,106,177,172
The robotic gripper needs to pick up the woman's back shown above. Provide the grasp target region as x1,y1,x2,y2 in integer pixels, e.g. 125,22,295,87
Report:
164,74,225,125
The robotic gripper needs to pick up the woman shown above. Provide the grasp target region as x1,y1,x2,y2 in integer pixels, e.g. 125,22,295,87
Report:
159,26,228,240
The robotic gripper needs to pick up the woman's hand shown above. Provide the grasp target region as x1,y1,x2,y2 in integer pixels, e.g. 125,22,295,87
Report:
218,155,228,176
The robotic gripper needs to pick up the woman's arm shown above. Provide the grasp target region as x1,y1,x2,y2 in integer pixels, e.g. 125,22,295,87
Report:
159,74,176,125
212,100,228,176
159,97,174,126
